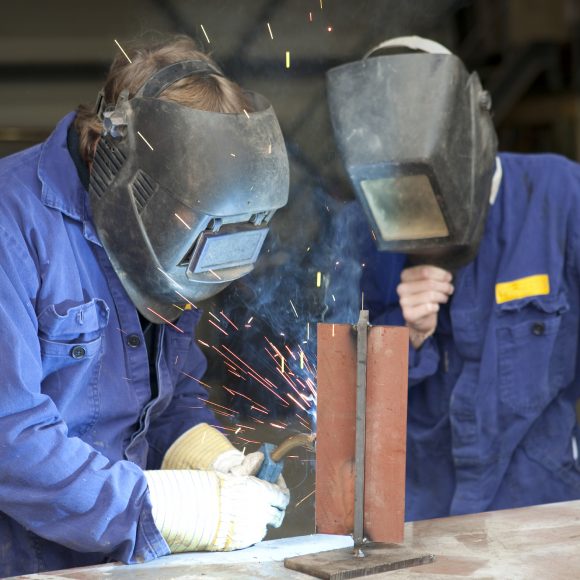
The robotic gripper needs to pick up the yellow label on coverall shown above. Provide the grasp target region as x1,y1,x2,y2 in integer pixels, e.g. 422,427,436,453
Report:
495,274,550,304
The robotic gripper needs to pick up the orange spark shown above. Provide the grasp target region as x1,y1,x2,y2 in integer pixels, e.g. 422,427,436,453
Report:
220,311,239,330
208,318,228,336
146,307,184,332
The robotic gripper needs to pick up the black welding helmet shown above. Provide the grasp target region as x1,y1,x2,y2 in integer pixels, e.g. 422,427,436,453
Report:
326,36,498,269
89,60,289,322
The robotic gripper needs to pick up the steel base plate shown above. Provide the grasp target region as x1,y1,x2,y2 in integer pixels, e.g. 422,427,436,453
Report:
284,542,435,579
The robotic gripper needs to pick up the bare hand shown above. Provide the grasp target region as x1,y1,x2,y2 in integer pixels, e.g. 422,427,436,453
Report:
396,265,454,349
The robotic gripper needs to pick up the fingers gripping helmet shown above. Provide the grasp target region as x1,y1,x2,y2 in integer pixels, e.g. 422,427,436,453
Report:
89,60,289,322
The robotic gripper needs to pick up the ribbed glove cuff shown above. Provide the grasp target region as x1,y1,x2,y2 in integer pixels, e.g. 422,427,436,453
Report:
145,469,221,552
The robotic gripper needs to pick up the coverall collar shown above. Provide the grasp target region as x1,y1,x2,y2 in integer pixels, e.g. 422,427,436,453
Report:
37,112,102,246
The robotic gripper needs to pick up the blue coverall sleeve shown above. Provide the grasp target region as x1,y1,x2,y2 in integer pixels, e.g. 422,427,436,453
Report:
0,225,168,563
407,338,441,385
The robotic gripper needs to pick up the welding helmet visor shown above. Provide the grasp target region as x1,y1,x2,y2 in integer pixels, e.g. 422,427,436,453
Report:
326,36,497,269
89,60,289,322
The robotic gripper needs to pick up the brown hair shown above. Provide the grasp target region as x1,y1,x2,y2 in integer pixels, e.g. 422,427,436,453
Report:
74,35,252,162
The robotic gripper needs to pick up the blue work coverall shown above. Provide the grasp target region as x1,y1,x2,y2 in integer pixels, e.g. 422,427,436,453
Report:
0,113,214,576
345,153,580,521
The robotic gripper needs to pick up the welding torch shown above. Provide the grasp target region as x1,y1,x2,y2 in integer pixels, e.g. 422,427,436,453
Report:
256,432,316,482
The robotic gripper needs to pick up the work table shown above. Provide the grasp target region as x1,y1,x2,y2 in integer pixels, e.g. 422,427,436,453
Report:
17,499,580,579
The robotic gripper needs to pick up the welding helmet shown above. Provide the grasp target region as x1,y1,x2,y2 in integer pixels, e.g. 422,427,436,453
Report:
89,60,289,322
326,36,497,269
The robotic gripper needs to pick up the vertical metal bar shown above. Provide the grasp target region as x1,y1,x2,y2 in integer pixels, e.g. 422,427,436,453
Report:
354,310,369,547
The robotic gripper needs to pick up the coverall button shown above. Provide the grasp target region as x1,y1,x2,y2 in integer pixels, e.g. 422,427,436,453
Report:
532,322,545,336
70,345,86,359
127,334,141,348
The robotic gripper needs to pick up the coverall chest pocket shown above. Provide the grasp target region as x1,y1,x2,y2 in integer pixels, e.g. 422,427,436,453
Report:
37,299,110,436
496,295,570,413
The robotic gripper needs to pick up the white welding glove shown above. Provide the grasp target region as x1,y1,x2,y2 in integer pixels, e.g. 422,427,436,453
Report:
145,469,289,552
162,423,264,477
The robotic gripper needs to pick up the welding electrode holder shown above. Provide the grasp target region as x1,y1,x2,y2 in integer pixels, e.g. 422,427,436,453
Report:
256,443,284,483
256,433,316,483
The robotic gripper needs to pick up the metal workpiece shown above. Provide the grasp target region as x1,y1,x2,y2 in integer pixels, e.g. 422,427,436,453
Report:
291,318,436,578
285,543,435,579
314,316,409,544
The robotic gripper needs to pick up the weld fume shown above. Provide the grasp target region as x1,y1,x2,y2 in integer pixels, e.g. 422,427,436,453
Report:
210,190,370,433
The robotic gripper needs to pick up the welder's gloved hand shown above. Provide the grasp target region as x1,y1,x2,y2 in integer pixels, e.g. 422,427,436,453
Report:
397,265,454,350
145,469,289,552
161,423,264,477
